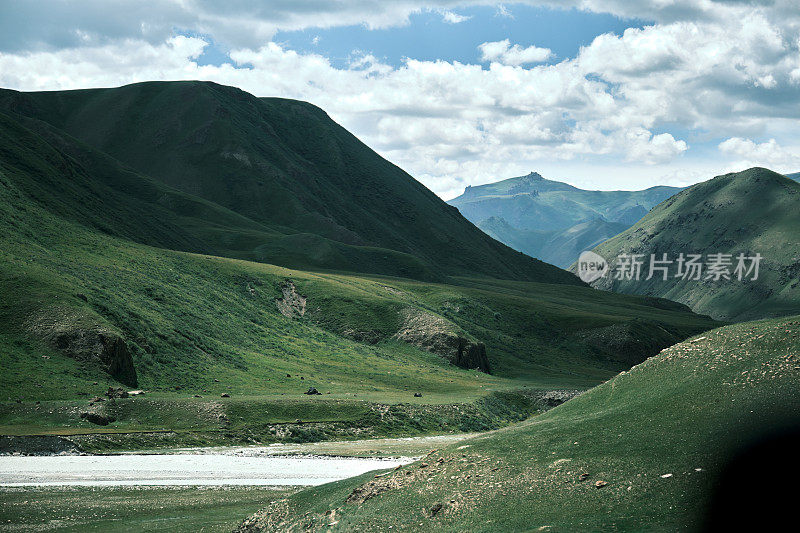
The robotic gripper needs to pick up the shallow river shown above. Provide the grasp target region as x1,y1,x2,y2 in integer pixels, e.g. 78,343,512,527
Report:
0,454,412,487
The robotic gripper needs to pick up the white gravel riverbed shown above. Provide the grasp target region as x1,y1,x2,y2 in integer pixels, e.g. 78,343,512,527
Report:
0,454,412,487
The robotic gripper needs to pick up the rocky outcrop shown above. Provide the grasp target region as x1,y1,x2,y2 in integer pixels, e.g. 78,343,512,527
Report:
52,329,138,386
25,309,138,386
394,309,491,373
275,280,306,318
576,319,684,366
80,411,116,426
0,435,78,456
452,338,491,373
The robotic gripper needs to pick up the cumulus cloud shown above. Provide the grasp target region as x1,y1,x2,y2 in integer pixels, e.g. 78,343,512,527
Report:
1,1,800,196
718,137,800,171
478,39,552,65
439,9,471,24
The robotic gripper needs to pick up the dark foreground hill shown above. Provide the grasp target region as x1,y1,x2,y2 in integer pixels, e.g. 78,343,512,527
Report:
584,167,800,321
238,315,800,531
448,171,681,266
0,81,573,284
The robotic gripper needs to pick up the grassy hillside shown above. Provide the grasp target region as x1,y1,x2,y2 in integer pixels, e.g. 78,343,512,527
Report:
0,81,574,284
0,110,439,281
0,161,716,400
0,105,720,448
448,171,681,266
585,167,800,321
237,315,800,532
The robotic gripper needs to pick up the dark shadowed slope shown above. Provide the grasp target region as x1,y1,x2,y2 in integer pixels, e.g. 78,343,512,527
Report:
0,110,441,280
0,81,577,284
583,168,800,321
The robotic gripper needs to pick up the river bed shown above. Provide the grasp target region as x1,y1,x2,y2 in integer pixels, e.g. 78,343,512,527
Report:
0,454,412,487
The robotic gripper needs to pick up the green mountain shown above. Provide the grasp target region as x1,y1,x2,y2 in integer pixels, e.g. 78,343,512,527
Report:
0,81,572,284
238,315,800,531
583,167,800,321
0,94,718,448
448,171,681,267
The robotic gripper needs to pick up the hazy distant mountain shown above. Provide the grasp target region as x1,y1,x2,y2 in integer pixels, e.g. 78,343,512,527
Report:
448,171,681,267
584,167,800,321
479,216,628,268
785,171,800,182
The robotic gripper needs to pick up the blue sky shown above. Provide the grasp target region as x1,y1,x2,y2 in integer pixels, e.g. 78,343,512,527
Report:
190,5,648,72
271,6,648,69
1,1,799,198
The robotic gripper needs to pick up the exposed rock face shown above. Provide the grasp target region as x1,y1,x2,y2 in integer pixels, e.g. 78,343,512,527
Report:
394,309,491,373
577,319,684,366
80,411,116,426
0,435,78,456
275,280,306,318
26,311,138,387
51,330,138,387
453,339,490,373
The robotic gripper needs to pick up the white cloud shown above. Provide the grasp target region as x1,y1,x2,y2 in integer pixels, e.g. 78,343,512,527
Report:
439,9,471,24
478,39,552,65
2,1,800,197
495,4,514,18
718,137,800,172
624,130,688,164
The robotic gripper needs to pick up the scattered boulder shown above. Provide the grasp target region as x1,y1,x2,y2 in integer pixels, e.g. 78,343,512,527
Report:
414,392,423,398
304,387,322,395
80,411,115,426
428,502,444,517
127,390,145,396
221,393,231,398
105,387,128,399
595,480,608,488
